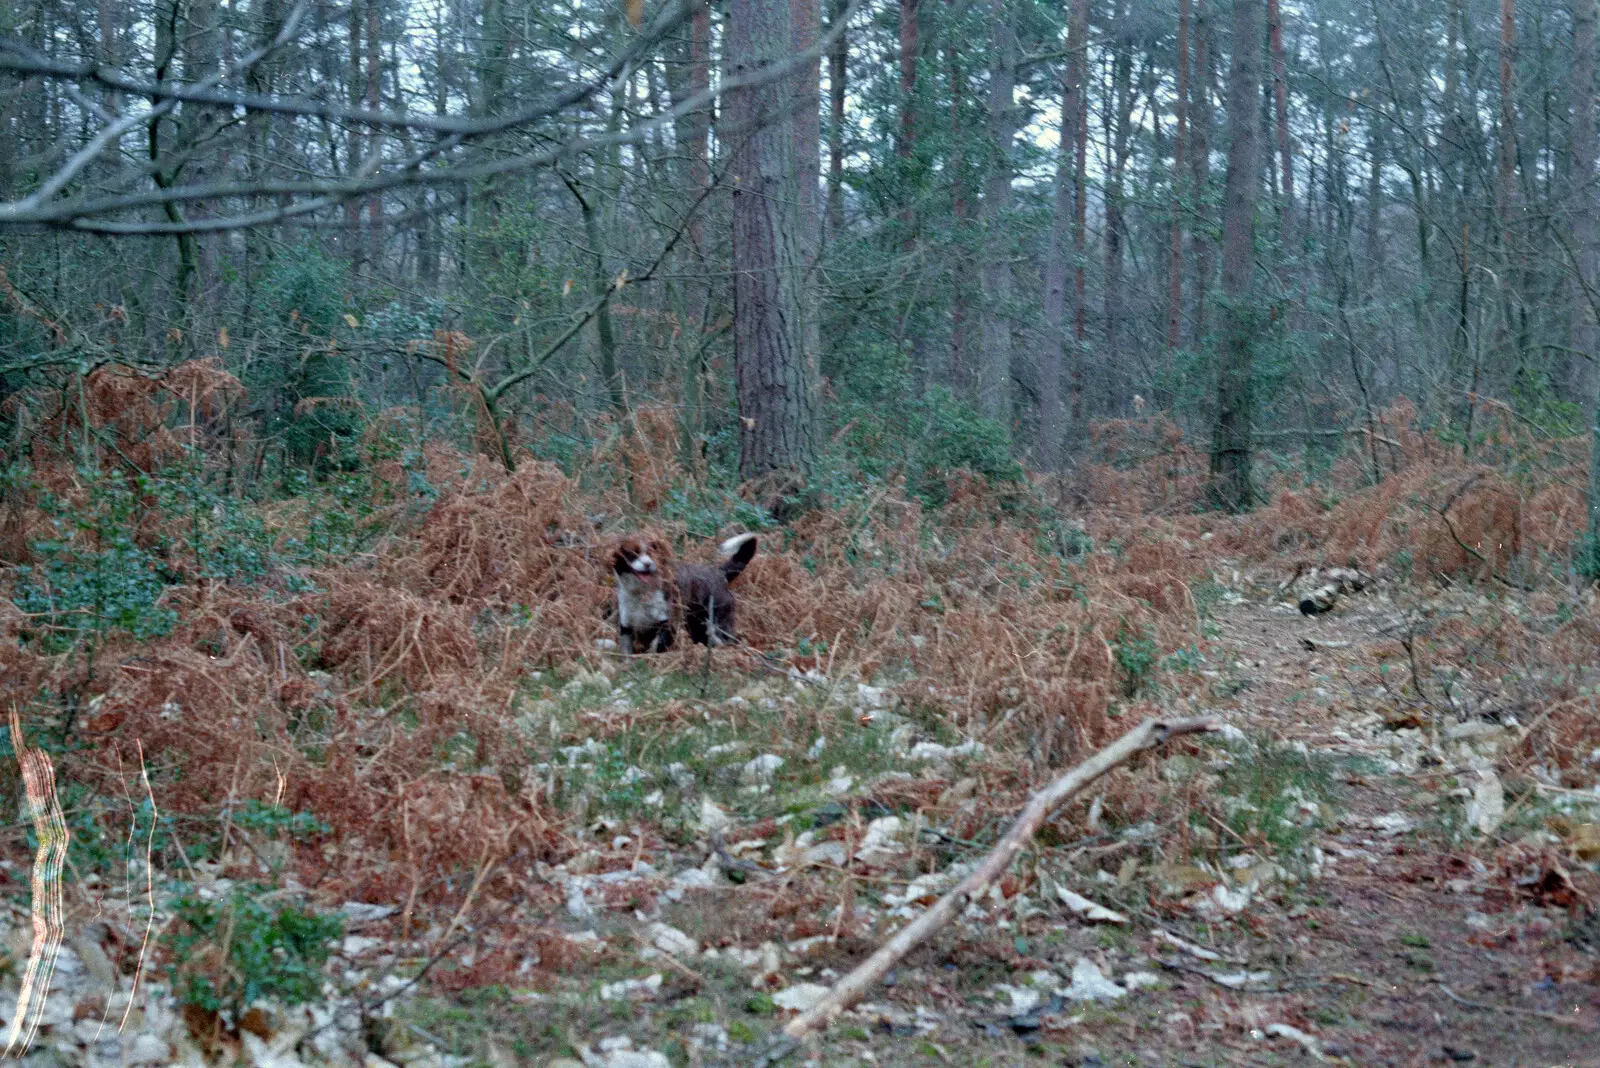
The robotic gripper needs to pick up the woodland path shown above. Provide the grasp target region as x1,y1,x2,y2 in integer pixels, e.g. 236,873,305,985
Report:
1173,585,1600,1067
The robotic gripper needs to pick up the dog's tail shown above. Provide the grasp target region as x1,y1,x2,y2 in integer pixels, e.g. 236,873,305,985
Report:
719,532,758,582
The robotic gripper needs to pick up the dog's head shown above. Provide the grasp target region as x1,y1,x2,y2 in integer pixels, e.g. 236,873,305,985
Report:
612,534,672,580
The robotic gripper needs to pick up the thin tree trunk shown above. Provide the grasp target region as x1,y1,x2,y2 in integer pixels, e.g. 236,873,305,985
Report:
1190,3,1215,341
346,0,364,265
977,0,1017,428
1498,0,1518,224
898,0,919,170
791,0,823,391
1104,1,1134,392
949,37,972,389
1068,0,1090,429
366,0,382,271
728,0,814,483
1210,0,1263,512
827,0,847,237
1267,0,1293,258
1041,0,1090,468
666,0,714,462
1166,0,1191,355
1571,0,1600,574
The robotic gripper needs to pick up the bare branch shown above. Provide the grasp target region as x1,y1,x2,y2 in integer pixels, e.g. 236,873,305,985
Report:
0,0,312,221
780,715,1221,1040
0,0,690,139
0,0,862,236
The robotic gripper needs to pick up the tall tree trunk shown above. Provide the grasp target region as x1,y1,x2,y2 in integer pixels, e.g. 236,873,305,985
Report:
1166,0,1191,355
1210,0,1263,512
728,0,814,483
366,0,382,271
791,0,823,392
949,37,972,388
570,179,625,414
1190,3,1215,341
1498,0,1518,224
1572,0,1600,575
898,0,919,171
827,0,847,237
1104,1,1134,393
183,0,222,319
1267,0,1293,269
977,0,1017,429
664,0,714,461
150,0,198,320
1041,0,1090,468
1068,0,1090,428
346,0,364,265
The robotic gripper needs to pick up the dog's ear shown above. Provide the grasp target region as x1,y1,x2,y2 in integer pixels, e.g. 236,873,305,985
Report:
611,537,640,574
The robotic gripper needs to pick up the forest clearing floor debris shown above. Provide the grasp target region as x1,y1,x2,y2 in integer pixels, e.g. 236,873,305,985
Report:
9,570,1595,1068
390,573,1598,1068
0,394,1596,1066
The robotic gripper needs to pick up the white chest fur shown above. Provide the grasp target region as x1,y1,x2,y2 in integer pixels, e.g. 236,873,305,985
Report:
616,573,670,628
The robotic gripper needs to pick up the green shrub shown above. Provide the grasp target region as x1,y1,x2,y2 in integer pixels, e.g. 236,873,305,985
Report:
165,885,342,1022
1112,622,1159,698
10,469,177,653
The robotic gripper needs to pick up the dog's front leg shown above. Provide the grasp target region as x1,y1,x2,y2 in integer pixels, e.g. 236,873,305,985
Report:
618,627,635,655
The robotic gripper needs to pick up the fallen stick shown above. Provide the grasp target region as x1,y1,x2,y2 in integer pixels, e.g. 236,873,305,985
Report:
781,714,1220,1039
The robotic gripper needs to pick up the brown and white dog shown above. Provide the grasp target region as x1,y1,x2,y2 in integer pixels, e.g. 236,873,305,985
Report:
611,532,758,653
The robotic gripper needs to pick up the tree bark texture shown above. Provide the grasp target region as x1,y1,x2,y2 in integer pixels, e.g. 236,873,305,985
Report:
1572,0,1600,573
1210,0,1263,512
1190,2,1215,341
827,0,847,237
977,0,1017,429
1166,0,1191,355
791,0,823,387
727,0,815,481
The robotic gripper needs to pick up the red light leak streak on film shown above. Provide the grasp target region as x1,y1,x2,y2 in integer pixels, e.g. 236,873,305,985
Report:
119,740,158,1034
4,709,68,1059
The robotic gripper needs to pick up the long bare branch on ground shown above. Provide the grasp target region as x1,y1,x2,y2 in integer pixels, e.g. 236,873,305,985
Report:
781,714,1221,1040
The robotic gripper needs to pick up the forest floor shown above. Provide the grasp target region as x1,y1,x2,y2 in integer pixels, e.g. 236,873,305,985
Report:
381,571,1600,1068
2,390,1597,1068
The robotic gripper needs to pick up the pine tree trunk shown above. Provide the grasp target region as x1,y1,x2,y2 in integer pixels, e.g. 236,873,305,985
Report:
827,0,847,237
1572,0,1600,575
1209,0,1263,512
1190,3,1215,341
1068,0,1090,429
898,0,919,171
366,0,382,270
949,37,972,389
1498,0,1518,224
346,0,365,264
1166,0,1191,355
977,0,1017,429
728,0,815,483
791,0,823,391
1041,0,1090,469
1104,1,1134,390
1267,0,1294,333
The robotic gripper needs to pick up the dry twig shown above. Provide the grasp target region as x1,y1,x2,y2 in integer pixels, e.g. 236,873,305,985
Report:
781,715,1219,1039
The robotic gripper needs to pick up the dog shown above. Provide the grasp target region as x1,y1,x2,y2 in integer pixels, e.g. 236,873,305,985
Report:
611,532,758,653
